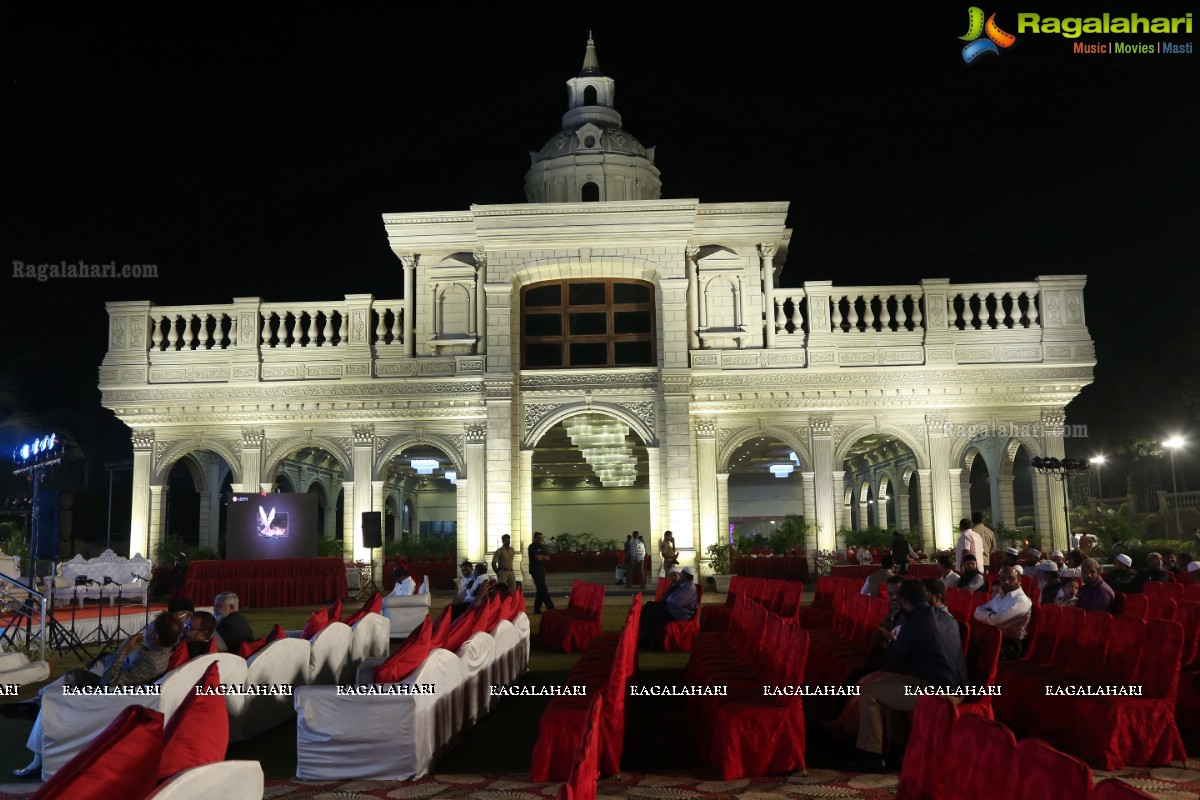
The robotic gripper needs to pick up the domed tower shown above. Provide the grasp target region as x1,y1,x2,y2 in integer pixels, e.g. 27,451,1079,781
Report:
524,34,661,203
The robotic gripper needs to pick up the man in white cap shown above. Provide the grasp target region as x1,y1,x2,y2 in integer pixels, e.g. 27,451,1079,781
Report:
1105,553,1137,590
638,564,698,650
1036,560,1063,604
1001,547,1020,570
973,566,1032,659
1050,551,1067,571
1186,560,1200,586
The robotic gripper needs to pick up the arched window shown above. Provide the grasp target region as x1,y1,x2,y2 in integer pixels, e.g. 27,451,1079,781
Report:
580,181,600,202
584,85,598,105
521,279,656,369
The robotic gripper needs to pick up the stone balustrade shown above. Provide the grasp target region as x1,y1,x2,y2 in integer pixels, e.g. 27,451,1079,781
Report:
101,275,1089,386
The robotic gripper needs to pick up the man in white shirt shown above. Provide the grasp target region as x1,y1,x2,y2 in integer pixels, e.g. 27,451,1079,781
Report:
937,555,959,589
954,518,983,572
390,565,416,596
856,539,873,565
973,566,1032,660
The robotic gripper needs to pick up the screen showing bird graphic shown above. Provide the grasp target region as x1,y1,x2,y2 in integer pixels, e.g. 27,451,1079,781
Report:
257,505,289,538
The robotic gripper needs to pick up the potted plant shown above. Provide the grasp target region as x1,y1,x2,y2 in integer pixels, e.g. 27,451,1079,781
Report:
705,540,734,593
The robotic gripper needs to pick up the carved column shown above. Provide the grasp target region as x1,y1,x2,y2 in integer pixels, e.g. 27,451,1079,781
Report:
1041,410,1070,553
147,484,167,561
518,448,533,581
663,376,695,559
811,417,837,552
896,479,910,533
759,243,776,350
998,475,1016,529
951,467,966,530
401,254,417,359
989,464,1005,527
466,424,488,568
129,430,154,559
916,468,935,551
925,416,955,550
351,425,374,564
695,420,718,574
716,472,730,549
646,445,663,553
473,251,487,356
486,383,514,567
833,471,848,546
685,247,700,350
239,428,265,504
341,481,355,559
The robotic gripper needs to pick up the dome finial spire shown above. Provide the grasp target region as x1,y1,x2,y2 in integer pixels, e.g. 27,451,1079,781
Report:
580,31,602,76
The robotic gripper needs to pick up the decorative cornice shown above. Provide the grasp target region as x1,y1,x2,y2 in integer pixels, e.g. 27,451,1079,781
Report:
691,365,1093,391
103,381,486,404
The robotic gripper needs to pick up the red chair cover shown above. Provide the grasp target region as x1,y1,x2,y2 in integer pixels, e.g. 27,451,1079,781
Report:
944,714,1016,796
661,584,703,652
538,581,605,653
555,693,603,800
895,695,960,800
1120,593,1149,619
1015,738,1093,797
182,558,347,607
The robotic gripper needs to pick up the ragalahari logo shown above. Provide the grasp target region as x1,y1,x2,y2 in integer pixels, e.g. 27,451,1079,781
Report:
961,7,1017,62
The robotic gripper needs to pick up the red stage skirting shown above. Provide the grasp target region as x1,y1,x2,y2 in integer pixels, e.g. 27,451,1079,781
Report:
732,556,810,583
182,558,347,608
831,563,941,579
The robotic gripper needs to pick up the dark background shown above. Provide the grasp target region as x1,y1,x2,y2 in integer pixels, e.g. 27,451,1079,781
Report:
1,4,1197,536
226,493,317,560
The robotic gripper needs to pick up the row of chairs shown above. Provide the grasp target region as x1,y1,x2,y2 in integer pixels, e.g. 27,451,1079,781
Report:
1143,579,1200,601
994,604,1187,769
686,595,809,780
530,594,640,781
700,576,804,632
1115,593,1200,736
898,694,1159,800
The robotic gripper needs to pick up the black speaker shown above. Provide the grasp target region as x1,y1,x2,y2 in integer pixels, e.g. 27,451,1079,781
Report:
34,490,61,559
361,511,382,549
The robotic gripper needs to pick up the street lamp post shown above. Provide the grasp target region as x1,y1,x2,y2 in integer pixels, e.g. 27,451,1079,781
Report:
1163,437,1184,535
1091,454,1106,504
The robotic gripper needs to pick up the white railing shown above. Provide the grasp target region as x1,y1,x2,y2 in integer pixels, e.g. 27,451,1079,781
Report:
259,302,350,349
946,283,1040,331
771,291,806,337
149,306,238,351
828,286,925,333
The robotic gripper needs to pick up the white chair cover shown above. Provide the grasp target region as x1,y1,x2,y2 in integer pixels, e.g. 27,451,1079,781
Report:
349,612,391,671
456,631,496,726
230,637,311,741
489,620,522,694
148,761,264,800
295,648,466,780
308,621,353,684
512,612,531,667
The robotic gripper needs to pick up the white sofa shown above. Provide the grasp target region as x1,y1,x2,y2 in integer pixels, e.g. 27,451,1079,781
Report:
53,550,152,606
296,611,531,780
381,588,432,639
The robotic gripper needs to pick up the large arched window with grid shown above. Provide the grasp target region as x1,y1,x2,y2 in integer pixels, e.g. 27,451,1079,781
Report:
521,279,656,369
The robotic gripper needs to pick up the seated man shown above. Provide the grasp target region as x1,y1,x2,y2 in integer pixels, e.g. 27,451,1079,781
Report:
184,610,218,658
841,579,968,771
1135,552,1173,590
451,563,492,619
856,575,907,677
13,612,183,776
956,553,987,593
637,566,699,650
453,559,474,603
923,579,949,614
391,564,417,596
1076,558,1115,611
214,591,255,654
937,555,959,589
973,566,1032,659
857,539,874,566
1105,554,1137,589
861,556,896,597
1036,561,1063,605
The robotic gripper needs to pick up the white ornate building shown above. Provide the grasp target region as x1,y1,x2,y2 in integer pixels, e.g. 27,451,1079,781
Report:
98,37,1094,579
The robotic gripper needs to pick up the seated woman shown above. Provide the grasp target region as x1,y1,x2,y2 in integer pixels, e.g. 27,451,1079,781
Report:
12,612,183,776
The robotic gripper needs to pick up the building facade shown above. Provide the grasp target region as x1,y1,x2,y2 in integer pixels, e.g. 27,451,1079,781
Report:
98,38,1094,579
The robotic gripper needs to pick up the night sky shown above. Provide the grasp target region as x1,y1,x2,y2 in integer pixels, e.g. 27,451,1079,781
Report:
2,4,1197,500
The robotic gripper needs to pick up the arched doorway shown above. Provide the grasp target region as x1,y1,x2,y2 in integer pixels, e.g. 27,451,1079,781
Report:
724,436,806,542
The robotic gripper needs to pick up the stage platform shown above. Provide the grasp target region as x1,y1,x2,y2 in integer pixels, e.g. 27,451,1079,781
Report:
0,603,167,648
